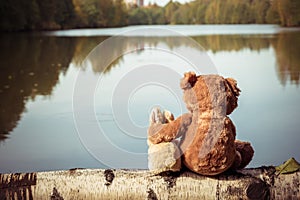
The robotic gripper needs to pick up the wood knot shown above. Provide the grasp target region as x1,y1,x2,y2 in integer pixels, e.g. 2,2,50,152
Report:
147,188,158,200
246,180,269,200
104,169,115,186
50,187,64,200
159,171,180,189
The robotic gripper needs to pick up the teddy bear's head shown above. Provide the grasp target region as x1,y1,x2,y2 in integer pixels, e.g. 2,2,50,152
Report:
180,72,240,116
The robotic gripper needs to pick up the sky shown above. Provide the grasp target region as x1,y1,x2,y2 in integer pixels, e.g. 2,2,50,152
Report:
144,0,192,7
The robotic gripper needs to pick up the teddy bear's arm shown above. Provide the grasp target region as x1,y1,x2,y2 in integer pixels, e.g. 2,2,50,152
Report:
148,113,192,144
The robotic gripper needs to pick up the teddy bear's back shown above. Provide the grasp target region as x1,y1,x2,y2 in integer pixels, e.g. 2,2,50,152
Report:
181,117,236,175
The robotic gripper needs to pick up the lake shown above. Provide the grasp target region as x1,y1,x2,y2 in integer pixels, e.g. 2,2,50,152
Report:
0,25,300,173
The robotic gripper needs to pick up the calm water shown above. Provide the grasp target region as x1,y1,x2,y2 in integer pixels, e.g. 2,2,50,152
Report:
0,25,300,173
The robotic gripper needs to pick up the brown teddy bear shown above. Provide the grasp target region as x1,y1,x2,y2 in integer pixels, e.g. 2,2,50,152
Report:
148,72,254,176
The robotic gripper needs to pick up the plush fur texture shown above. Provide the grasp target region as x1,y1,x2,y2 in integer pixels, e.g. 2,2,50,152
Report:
147,72,254,176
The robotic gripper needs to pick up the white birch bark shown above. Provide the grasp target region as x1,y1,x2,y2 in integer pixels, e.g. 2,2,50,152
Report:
0,167,299,199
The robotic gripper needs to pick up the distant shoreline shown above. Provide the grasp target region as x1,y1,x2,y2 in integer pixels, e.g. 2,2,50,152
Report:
26,24,300,38
2,24,300,34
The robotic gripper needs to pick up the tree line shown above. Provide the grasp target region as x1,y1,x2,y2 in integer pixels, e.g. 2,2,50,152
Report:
131,0,300,27
0,0,299,31
0,0,128,31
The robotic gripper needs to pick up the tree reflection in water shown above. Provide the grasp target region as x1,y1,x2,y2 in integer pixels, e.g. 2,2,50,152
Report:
0,34,75,141
0,31,299,141
78,33,300,86
273,32,300,86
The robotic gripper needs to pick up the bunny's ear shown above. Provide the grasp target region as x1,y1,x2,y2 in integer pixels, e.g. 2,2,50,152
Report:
149,107,164,124
225,78,241,97
163,110,174,123
180,71,197,89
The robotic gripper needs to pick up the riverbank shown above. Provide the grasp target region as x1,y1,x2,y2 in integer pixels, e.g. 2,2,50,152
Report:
1,167,299,199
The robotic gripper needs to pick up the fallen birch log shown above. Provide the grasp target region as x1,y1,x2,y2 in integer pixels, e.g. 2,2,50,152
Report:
0,167,299,199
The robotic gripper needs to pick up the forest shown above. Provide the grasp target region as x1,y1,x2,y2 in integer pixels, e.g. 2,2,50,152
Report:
0,0,299,31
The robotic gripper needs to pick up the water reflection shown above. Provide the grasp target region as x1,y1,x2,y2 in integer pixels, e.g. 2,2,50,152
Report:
193,35,272,52
83,35,273,73
0,30,299,161
73,33,300,84
72,36,107,66
273,32,300,86
0,34,75,141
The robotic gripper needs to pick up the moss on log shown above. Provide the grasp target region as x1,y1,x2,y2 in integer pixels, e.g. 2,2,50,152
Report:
0,167,299,199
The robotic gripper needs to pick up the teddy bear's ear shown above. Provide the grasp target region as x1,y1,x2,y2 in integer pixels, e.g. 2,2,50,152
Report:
225,78,241,97
180,71,197,89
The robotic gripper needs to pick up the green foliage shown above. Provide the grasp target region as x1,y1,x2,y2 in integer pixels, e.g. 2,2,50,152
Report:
55,0,77,29
195,3,208,24
73,0,128,28
1,0,300,31
169,0,300,26
128,8,149,25
171,4,193,24
128,5,166,25
112,0,128,26
276,158,300,174
276,0,300,26
0,0,40,30
251,0,270,24
266,1,280,24
0,0,128,31
147,5,166,24
165,1,180,24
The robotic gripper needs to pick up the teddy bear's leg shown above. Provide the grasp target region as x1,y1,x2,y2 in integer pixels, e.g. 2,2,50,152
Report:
230,151,242,170
233,140,254,169
148,107,192,144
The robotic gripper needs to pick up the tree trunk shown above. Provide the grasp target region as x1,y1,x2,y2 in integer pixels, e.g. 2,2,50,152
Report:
0,167,299,199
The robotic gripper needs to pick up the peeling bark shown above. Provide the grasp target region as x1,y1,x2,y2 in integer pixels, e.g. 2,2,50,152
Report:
0,167,299,199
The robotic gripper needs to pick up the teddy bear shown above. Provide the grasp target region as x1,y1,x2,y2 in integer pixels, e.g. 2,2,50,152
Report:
147,72,254,176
